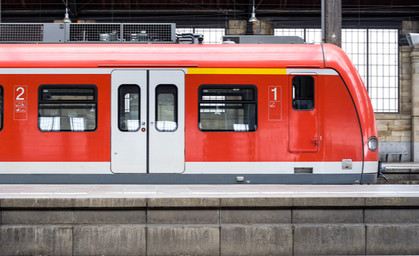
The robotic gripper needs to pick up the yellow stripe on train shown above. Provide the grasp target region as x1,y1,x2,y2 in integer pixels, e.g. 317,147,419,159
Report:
187,68,287,75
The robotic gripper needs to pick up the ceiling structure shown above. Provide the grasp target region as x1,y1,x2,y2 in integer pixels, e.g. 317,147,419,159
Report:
1,0,418,28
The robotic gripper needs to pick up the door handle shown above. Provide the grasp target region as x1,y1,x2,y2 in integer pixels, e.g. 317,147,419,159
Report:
312,137,320,147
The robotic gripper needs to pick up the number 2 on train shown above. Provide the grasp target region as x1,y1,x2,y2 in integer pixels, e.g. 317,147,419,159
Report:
16,87,25,101
14,85,27,120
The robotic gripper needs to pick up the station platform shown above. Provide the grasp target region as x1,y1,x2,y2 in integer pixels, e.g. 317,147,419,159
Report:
382,162,419,170
1,183,419,198
380,162,419,184
1,184,418,255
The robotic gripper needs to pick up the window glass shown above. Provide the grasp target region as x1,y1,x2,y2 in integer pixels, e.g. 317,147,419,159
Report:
292,76,314,110
0,86,2,130
41,88,95,101
156,85,177,132
199,85,257,132
38,85,97,132
118,85,140,132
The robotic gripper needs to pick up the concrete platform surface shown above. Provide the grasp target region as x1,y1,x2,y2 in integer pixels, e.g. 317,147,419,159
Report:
0,184,418,199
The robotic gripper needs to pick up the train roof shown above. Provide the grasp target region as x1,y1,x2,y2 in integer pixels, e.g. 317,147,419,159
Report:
0,43,327,68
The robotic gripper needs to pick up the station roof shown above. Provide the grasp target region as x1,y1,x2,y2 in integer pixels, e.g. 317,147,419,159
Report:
0,0,418,26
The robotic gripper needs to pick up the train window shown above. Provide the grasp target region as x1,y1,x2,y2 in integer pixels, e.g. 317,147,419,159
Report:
38,85,97,132
118,85,140,132
198,85,257,132
156,85,177,132
0,86,2,131
292,76,315,110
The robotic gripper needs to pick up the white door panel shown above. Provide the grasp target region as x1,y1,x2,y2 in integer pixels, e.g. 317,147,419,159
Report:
149,70,185,173
111,70,147,173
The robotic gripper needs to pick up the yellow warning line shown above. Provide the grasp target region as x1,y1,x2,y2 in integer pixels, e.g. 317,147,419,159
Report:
187,68,287,75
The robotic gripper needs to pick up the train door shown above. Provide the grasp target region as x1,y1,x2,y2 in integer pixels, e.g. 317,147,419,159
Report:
111,69,185,173
289,74,319,153
148,70,185,173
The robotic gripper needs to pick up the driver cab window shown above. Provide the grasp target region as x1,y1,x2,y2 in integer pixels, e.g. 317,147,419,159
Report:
292,76,314,110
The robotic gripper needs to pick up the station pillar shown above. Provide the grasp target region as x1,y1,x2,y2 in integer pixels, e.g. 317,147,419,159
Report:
322,0,342,47
412,46,419,161
402,20,419,162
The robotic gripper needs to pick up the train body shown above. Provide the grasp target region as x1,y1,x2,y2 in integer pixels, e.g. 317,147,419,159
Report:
0,43,378,184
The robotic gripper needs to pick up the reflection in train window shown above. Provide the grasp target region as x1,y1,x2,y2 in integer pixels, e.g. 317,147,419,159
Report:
198,85,257,132
292,76,314,110
0,86,2,131
38,85,97,132
119,85,140,132
156,85,177,132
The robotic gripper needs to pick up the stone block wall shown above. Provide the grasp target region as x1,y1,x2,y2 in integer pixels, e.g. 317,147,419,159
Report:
1,197,419,255
226,20,273,35
376,114,411,162
226,20,247,35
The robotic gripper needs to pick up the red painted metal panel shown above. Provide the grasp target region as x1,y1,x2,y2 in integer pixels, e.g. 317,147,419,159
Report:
289,75,318,153
185,72,363,162
0,74,111,162
289,110,319,153
322,43,378,162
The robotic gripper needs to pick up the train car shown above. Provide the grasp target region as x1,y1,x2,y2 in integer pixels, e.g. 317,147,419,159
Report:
0,43,378,184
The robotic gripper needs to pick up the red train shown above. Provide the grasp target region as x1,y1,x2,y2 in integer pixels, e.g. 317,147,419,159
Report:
0,43,378,184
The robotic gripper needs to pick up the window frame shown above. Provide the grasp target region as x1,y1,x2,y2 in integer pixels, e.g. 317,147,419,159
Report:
118,84,141,132
198,84,258,132
155,84,178,132
291,76,315,111
38,84,98,132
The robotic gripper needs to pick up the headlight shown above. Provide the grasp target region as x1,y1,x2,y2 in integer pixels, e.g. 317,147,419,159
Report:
367,136,378,152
